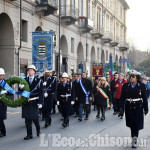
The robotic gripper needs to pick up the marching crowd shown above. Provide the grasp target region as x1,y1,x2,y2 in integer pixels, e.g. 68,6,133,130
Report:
0,65,149,148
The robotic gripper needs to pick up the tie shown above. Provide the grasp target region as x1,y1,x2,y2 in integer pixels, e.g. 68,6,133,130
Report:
63,83,66,87
29,78,33,84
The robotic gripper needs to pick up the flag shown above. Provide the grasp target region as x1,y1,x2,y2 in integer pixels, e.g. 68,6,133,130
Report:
110,55,113,78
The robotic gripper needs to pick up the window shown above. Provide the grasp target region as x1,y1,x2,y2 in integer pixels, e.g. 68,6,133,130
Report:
22,20,28,42
116,23,119,37
97,10,101,31
71,38,74,53
106,16,109,31
79,0,84,16
120,27,123,42
110,19,113,32
120,6,123,19
106,0,109,8
116,0,119,17
110,0,113,8
88,1,90,18
103,15,105,32
93,7,95,29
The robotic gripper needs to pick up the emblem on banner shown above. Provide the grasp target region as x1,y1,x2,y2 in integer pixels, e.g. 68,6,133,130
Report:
38,41,47,56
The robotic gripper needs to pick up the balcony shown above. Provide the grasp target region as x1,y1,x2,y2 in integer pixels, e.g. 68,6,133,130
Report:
61,5,79,25
110,35,119,47
79,17,93,33
36,0,58,16
102,31,113,43
91,25,104,39
119,42,129,51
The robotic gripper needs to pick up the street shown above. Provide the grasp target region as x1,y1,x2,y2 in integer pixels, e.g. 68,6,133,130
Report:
0,103,150,150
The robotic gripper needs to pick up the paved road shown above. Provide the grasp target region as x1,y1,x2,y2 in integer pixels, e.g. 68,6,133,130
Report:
0,104,150,150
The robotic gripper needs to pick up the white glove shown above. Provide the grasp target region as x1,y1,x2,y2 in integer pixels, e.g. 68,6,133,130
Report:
1,90,7,95
44,93,48,98
71,101,75,105
57,101,60,105
19,84,24,89
37,104,42,109
43,82,47,86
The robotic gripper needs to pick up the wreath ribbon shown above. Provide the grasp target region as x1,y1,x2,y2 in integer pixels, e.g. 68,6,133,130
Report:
0,80,30,98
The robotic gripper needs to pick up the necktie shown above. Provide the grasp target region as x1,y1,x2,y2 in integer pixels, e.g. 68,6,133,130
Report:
29,78,33,84
63,83,66,87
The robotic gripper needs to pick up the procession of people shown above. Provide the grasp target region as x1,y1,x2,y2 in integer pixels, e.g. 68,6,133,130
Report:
0,65,149,148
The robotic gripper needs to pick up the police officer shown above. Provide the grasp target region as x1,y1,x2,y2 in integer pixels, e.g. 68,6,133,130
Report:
22,65,44,140
41,69,56,128
0,68,7,137
57,72,74,128
119,73,148,148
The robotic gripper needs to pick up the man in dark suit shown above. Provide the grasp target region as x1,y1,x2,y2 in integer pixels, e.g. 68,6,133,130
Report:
41,69,56,127
0,68,7,137
22,65,44,140
73,73,80,117
77,72,92,121
57,72,74,127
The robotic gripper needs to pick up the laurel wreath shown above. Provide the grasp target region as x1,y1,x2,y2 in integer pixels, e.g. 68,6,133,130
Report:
0,76,30,108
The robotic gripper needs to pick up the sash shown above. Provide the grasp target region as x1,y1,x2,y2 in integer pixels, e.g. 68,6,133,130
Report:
96,86,110,108
79,79,90,104
0,80,30,98
46,77,55,91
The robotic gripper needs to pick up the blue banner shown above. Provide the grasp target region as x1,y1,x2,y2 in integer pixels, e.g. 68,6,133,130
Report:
32,31,53,72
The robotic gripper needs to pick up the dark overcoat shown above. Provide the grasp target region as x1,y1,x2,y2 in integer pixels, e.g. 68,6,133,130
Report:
93,85,112,108
41,76,56,111
22,77,44,120
120,82,148,130
0,79,7,120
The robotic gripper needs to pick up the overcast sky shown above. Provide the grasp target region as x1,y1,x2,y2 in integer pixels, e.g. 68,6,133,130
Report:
126,0,150,51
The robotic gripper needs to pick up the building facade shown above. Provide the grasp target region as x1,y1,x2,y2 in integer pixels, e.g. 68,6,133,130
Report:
0,0,129,78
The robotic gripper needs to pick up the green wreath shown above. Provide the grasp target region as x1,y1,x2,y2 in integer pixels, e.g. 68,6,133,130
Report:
0,76,30,108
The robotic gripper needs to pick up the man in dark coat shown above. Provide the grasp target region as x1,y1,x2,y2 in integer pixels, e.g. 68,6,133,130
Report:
41,69,56,127
110,72,118,115
57,72,74,127
77,72,92,121
22,65,44,140
73,73,80,117
119,73,148,148
0,68,7,137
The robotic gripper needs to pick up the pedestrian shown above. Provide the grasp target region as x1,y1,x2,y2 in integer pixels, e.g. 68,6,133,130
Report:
93,76,99,111
110,72,119,115
77,72,92,121
52,73,57,114
145,79,150,99
114,73,127,116
0,68,7,137
41,69,56,128
73,73,80,117
22,65,44,140
93,77,112,121
57,72,74,127
119,73,148,148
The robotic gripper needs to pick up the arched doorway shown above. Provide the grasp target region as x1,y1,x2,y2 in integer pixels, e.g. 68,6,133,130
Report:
60,35,68,73
0,13,15,78
101,50,105,64
77,42,84,73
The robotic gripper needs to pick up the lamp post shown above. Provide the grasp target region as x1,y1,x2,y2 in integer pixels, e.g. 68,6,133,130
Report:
58,0,61,76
